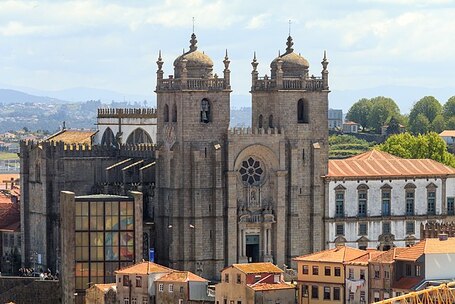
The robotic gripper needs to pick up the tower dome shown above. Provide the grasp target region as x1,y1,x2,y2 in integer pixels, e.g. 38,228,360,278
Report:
173,33,213,79
270,36,309,78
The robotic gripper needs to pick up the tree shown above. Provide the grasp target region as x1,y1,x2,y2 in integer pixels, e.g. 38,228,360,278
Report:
413,113,430,134
443,96,455,119
386,116,401,136
430,114,446,133
447,117,455,130
367,96,401,132
379,132,455,167
409,96,442,134
346,98,373,130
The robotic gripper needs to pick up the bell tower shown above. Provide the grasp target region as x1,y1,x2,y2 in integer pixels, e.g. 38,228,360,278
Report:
155,33,231,279
251,36,329,264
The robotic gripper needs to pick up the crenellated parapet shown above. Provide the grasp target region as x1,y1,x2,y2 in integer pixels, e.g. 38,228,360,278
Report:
421,221,455,239
97,108,157,118
228,127,285,137
20,140,155,158
251,76,325,92
156,76,229,91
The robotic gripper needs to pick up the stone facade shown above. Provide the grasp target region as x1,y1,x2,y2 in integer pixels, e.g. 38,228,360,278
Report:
20,139,155,272
155,33,329,280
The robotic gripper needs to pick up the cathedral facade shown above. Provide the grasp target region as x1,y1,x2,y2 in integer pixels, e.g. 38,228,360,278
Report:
154,33,329,279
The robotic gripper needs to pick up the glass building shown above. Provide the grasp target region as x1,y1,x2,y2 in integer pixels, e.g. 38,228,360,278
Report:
60,192,143,303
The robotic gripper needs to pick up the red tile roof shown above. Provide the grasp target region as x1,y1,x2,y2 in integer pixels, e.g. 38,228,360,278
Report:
440,130,455,137
370,247,407,264
294,246,367,263
0,202,20,232
395,238,455,262
249,282,295,291
46,130,96,145
156,271,207,283
345,250,384,265
393,277,422,290
327,150,455,179
115,262,171,275
228,263,283,274
93,283,116,292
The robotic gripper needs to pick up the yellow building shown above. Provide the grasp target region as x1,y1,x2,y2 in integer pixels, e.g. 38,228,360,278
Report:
294,246,367,304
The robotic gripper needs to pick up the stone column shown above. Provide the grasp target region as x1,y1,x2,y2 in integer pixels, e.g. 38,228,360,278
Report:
226,171,238,266
60,191,75,304
275,170,288,268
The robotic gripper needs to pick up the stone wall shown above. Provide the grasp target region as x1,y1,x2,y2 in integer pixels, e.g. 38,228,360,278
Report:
0,277,60,304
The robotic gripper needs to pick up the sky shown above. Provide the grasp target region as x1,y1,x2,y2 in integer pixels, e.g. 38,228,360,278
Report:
0,0,454,110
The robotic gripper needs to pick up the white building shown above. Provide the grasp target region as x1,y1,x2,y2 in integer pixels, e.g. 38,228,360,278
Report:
439,130,455,145
342,121,359,134
328,108,343,130
325,150,455,250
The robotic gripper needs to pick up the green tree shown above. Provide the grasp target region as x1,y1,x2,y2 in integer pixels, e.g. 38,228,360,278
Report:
430,114,446,133
346,98,373,130
386,116,401,136
409,96,442,134
412,113,430,134
447,117,455,130
379,132,455,167
443,96,455,119
368,96,401,133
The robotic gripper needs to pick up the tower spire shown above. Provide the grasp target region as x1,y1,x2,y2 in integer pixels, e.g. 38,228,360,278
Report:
286,35,294,54
189,33,197,52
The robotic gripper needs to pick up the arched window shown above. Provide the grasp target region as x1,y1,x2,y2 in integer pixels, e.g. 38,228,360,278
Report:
101,127,117,147
164,104,169,123
172,103,177,122
201,99,211,123
269,115,274,128
126,128,153,145
297,99,309,123
258,115,263,128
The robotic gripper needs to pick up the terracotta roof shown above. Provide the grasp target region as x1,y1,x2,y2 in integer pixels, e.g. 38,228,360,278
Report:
345,250,384,265
370,247,407,263
249,282,295,291
46,130,96,145
328,150,455,179
393,277,422,290
115,262,171,275
343,121,359,125
294,246,367,263
156,271,207,283
395,238,455,262
395,241,426,262
93,283,116,292
440,130,455,137
0,202,20,232
230,263,283,274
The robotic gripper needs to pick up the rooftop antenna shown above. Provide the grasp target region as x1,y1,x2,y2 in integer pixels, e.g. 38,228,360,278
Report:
288,19,291,36
192,17,195,33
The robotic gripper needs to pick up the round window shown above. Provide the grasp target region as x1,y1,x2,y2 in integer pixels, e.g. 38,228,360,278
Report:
239,157,264,186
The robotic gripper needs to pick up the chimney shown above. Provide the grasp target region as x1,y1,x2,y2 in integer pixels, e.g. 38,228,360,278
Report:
438,233,448,241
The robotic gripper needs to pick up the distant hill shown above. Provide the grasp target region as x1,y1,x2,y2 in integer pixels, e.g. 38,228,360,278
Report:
0,89,68,104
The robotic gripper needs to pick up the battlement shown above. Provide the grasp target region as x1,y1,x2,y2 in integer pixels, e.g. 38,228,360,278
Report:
252,76,326,92
421,221,455,239
156,77,229,91
20,140,155,158
97,108,157,118
228,127,284,136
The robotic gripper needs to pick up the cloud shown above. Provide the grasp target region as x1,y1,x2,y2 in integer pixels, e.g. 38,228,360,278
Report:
246,13,270,29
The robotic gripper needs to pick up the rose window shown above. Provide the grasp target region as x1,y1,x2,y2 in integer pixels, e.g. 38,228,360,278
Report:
239,157,264,185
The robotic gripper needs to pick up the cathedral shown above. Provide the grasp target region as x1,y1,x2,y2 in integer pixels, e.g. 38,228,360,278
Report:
20,32,329,281
154,33,329,279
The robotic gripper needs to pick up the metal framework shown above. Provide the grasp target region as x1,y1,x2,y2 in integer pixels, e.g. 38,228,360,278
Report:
374,282,455,304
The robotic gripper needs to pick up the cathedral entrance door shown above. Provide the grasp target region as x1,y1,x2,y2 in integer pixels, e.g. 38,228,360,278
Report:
246,235,260,263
